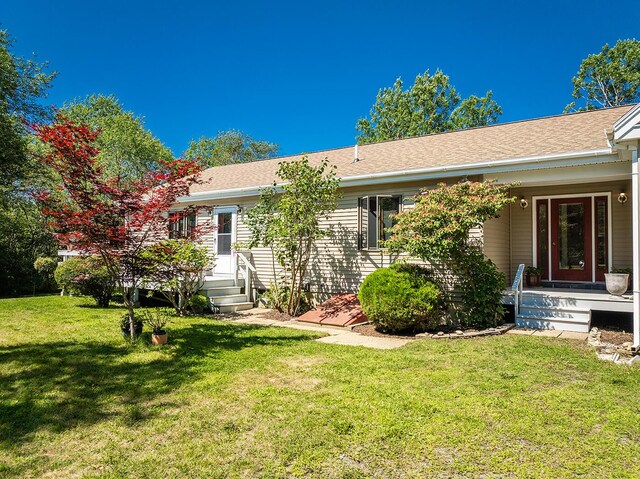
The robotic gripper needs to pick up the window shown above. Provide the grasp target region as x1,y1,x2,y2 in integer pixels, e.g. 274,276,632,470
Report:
216,212,232,255
169,213,196,239
537,200,548,279
595,196,608,279
358,195,402,250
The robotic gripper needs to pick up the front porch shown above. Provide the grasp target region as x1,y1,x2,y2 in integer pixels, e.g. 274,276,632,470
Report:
483,104,640,345
503,284,633,333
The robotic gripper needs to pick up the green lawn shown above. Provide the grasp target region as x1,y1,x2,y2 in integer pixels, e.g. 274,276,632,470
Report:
0,296,639,478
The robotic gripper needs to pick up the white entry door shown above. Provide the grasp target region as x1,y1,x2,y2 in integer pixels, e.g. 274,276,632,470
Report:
213,207,237,275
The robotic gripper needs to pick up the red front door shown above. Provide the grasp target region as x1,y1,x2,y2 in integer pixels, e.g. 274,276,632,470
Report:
550,197,592,281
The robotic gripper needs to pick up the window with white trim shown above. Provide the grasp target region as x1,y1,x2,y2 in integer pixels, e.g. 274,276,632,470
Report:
169,213,196,239
358,195,402,250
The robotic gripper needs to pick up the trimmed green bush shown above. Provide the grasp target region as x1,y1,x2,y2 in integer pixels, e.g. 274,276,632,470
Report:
54,256,115,307
358,263,444,333
189,294,209,314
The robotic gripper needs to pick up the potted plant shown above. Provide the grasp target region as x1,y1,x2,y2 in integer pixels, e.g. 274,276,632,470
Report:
140,308,172,345
605,268,631,296
120,315,143,339
525,266,543,287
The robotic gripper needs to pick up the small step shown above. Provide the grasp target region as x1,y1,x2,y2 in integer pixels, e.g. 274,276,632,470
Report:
201,278,245,289
518,305,591,321
209,301,254,313
210,294,249,305
202,286,242,298
516,315,590,333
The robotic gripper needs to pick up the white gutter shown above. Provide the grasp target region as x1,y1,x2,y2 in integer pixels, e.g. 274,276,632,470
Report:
178,148,618,202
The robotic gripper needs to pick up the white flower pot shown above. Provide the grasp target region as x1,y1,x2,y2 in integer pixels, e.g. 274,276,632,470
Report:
604,273,629,296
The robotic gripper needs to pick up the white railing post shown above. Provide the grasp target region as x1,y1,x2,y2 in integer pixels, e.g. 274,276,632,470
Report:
236,252,256,303
512,263,525,318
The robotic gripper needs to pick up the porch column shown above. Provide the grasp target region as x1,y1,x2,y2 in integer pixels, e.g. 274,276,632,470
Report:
632,145,640,349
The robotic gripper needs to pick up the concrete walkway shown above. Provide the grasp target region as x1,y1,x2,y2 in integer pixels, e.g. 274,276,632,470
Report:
227,309,412,350
226,309,590,348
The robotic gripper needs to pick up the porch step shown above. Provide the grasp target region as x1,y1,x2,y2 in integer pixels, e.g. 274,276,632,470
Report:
518,305,591,322
201,277,245,289
210,294,249,305
516,315,590,333
515,291,633,312
209,300,254,313
504,287,633,333
202,286,242,298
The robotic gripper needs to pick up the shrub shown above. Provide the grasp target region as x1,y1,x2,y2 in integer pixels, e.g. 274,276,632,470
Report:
384,181,516,328
33,256,58,291
54,256,116,307
139,308,172,334
261,282,312,315
142,239,212,316
120,314,143,339
457,253,506,328
189,294,209,314
358,263,444,334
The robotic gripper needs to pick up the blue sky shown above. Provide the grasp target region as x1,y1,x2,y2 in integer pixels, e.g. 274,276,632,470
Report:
4,0,639,157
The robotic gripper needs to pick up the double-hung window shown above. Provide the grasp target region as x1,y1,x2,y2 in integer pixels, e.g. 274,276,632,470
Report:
358,195,402,250
169,213,196,239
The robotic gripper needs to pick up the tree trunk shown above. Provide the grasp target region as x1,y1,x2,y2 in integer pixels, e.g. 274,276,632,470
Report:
123,286,137,341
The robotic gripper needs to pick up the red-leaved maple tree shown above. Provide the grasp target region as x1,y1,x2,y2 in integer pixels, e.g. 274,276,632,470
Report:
34,116,207,338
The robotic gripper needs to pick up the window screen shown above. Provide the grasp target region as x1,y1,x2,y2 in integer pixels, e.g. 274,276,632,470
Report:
358,195,401,250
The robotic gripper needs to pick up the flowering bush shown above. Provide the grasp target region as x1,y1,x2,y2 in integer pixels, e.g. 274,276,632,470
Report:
385,181,516,328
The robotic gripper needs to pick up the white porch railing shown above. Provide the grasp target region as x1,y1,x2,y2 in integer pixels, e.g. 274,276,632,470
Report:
235,251,257,302
512,263,525,317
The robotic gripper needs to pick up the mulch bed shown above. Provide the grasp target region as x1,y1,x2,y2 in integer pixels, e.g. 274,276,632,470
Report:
599,327,633,346
352,323,510,339
352,323,417,339
257,310,294,322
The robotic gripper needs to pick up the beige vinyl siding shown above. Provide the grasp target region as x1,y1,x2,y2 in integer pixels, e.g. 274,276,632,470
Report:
510,180,632,279
193,178,475,294
192,176,631,292
483,206,511,280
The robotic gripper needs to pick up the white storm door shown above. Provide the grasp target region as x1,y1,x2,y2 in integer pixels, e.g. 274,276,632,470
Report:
213,207,237,275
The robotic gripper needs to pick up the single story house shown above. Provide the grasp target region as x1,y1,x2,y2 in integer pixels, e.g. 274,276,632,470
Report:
176,104,640,347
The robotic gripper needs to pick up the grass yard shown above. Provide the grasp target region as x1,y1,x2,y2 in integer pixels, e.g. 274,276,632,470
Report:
1,296,639,478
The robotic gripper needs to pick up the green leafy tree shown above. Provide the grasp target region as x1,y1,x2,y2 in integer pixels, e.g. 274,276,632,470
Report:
184,130,279,167
0,29,56,194
356,69,502,144
565,39,640,112
384,181,516,328
60,94,173,181
33,256,58,291
0,30,57,297
246,157,340,316
141,239,212,316
0,196,58,297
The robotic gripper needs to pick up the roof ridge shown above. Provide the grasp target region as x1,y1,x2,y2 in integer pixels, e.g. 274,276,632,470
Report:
351,103,637,148
201,104,636,170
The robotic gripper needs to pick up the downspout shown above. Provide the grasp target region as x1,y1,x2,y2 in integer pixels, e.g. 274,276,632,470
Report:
632,144,639,349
